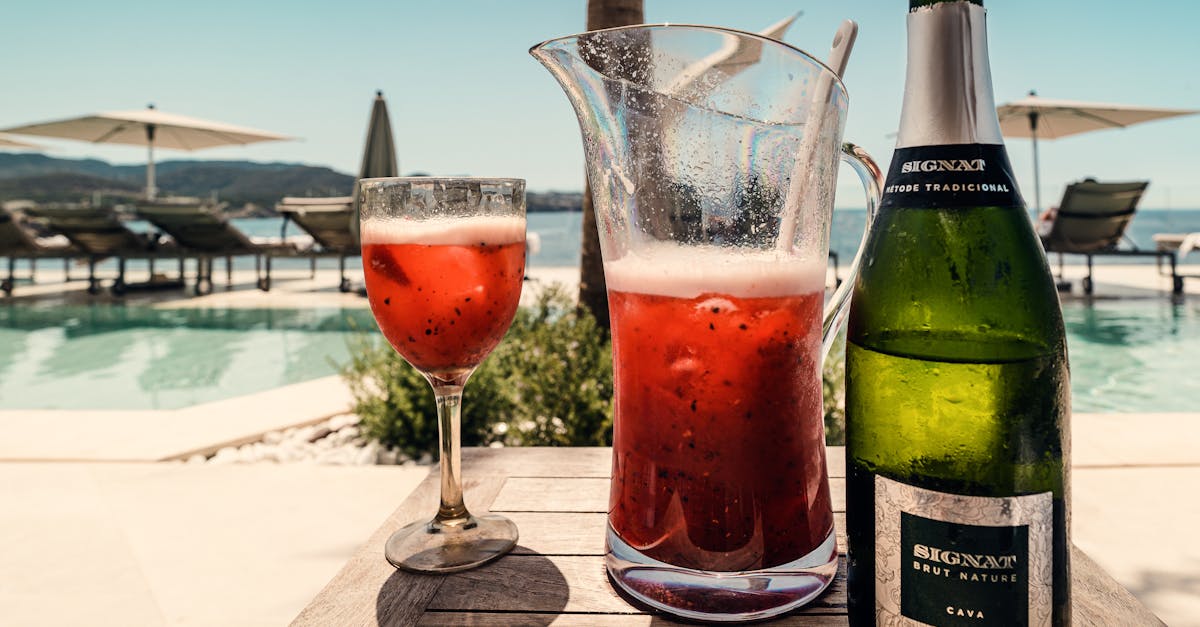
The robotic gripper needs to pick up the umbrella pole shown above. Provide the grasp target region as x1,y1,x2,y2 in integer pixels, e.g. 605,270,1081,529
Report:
1030,111,1041,211
145,123,157,200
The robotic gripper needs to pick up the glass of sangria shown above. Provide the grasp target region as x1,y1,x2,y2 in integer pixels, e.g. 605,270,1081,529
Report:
358,177,526,573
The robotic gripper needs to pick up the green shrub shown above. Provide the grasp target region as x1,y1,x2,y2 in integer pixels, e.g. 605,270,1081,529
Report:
822,327,847,446
342,284,613,456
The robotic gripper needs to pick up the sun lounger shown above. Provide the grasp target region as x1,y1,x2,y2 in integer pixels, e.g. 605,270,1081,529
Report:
136,198,298,294
24,204,186,296
1153,232,1200,259
275,196,358,293
0,204,82,295
1038,179,1181,295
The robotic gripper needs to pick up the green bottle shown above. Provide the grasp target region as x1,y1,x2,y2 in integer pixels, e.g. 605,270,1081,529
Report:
845,1,1071,625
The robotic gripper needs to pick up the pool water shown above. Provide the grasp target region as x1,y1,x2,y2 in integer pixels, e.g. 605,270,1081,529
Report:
1064,298,1200,413
0,306,379,410
0,300,1196,412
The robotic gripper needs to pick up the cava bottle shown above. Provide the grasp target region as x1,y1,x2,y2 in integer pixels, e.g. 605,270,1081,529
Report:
844,1,1071,625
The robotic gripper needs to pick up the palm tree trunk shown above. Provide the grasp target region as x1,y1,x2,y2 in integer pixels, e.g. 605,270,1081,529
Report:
579,0,644,331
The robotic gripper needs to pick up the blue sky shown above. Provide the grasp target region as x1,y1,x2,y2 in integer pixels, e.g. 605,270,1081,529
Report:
2,0,1198,208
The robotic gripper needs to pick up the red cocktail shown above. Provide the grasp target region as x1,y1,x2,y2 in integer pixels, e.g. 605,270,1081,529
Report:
362,219,525,376
606,249,834,573
359,178,526,574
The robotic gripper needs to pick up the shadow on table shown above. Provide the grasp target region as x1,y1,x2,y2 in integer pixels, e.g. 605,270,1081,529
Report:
1120,562,1200,624
375,547,569,626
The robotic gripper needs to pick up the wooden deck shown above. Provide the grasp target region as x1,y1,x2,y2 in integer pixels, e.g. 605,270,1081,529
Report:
293,447,1163,626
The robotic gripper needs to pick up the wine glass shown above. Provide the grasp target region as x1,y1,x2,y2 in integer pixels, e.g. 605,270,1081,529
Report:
358,177,525,573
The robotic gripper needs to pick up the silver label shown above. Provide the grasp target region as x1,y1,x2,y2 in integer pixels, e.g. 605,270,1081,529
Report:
875,476,1053,626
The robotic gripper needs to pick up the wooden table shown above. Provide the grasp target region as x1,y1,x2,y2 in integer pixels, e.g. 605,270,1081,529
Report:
294,447,1163,626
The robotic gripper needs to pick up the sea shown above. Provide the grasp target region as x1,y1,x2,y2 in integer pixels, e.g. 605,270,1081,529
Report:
107,207,1200,272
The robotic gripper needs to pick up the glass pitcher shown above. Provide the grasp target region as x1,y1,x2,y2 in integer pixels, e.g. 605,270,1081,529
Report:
532,24,881,622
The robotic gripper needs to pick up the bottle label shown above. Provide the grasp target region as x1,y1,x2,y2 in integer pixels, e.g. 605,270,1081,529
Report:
880,144,1023,210
874,476,1053,626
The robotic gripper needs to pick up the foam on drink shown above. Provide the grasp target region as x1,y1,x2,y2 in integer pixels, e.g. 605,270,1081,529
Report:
361,215,526,247
604,240,826,299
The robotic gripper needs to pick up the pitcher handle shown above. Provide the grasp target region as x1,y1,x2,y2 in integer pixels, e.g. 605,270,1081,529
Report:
821,142,883,360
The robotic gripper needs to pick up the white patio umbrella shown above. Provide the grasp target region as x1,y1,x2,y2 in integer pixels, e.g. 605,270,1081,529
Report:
0,134,42,150
0,105,290,199
665,12,802,95
996,91,1199,210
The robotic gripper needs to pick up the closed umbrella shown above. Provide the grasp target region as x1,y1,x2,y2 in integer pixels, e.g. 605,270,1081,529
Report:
350,91,399,246
0,105,290,199
996,91,1198,210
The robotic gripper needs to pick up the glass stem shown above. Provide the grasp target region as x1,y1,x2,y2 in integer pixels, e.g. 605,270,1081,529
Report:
431,381,470,524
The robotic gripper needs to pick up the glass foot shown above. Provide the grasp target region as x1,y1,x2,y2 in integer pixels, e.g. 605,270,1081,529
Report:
384,513,519,574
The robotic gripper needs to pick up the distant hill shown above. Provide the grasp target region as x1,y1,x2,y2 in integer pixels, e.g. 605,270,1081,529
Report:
527,191,583,212
0,153,353,210
0,172,140,202
0,153,584,213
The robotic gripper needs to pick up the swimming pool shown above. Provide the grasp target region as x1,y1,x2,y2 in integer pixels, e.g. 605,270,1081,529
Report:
0,306,378,410
0,300,1196,412
1064,298,1200,413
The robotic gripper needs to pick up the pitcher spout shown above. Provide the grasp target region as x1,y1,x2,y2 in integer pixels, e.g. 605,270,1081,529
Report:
530,24,851,260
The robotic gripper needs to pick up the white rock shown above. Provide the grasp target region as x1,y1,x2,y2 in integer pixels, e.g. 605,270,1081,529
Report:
376,447,400,465
418,453,434,465
328,414,360,431
328,427,360,447
209,447,239,464
262,431,284,445
354,444,379,465
186,454,208,464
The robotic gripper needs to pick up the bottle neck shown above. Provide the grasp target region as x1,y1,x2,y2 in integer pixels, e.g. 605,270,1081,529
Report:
896,1,1003,148
909,0,982,8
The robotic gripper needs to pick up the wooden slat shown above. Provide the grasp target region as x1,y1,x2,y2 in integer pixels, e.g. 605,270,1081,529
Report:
505,511,849,558
426,555,631,614
829,477,846,512
491,477,609,512
825,447,846,479
463,446,613,478
426,554,847,615
506,512,608,556
491,476,844,513
466,446,844,479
